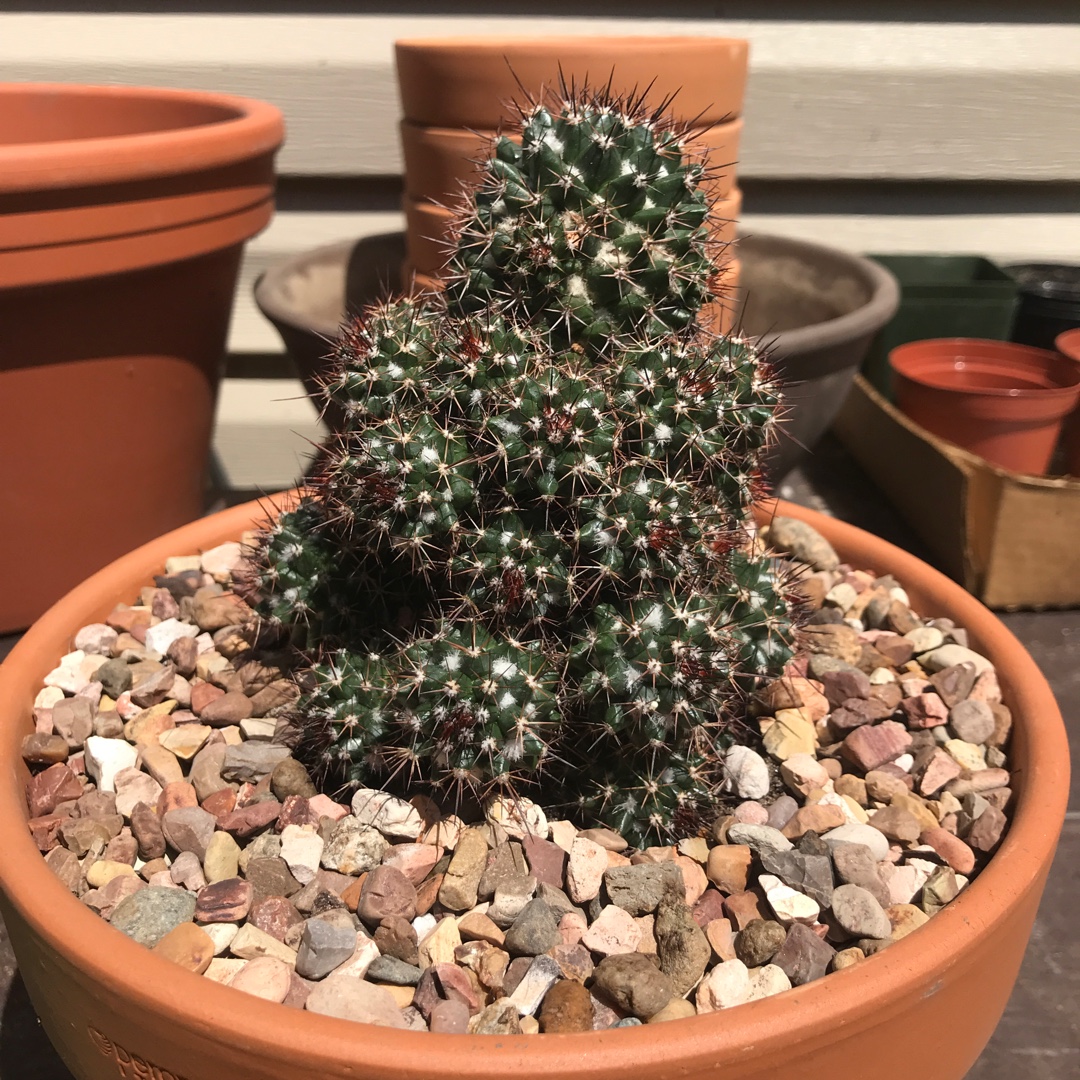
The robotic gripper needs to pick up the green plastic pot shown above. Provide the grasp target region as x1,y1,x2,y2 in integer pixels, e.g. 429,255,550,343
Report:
862,255,1020,399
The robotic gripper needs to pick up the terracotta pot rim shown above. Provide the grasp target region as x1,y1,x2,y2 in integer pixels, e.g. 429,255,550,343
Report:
890,338,1080,398
396,35,748,54
735,233,901,367
0,496,1067,1073
1056,327,1080,359
0,83,284,194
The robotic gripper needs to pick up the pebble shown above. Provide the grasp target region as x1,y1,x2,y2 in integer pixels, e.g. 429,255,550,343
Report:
352,789,424,840
503,899,560,957
507,954,561,1015
566,837,607,902
152,922,216,975
735,918,787,966
592,953,675,1019
746,964,793,1001
438,828,488,911
539,979,594,1032
603,862,684,915
326,817,394,870
822,823,891,862
83,736,138,793
768,517,840,571
195,878,253,923
696,958,750,1012
111,887,197,948
581,905,642,956
486,795,548,841
157,803,214,859
831,884,893,940
654,888,711,996
199,818,240,870
724,745,771,799
295,918,359,980
418,915,462,967
726,824,793,857
357,865,417,925
113,770,163,820
306,975,408,1028
230,923,300,965
771,921,836,985
279,824,324,885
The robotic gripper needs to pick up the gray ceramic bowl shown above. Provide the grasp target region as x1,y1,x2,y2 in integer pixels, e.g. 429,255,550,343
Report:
254,231,899,478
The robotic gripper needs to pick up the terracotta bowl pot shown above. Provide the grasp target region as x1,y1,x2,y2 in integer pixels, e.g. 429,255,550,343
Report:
734,233,901,479
0,496,1068,1080
404,189,742,276
395,37,748,130
400,118,743,206
0,83,283,633
889,338,1080,475
254,231,898,481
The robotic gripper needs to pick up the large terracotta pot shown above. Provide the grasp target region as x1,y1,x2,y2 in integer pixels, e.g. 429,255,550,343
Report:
400,118,743,207
0,83,284,633
0,496,1067,1080
395,37,748,130
395,37,748,285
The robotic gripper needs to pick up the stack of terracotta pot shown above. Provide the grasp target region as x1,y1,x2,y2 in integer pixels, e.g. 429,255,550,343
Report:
395,37,748,332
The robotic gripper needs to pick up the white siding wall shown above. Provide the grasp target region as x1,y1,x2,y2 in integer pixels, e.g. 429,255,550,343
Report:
6,8,1077,488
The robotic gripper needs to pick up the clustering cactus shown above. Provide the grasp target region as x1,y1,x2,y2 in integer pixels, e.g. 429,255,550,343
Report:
251,88,797,845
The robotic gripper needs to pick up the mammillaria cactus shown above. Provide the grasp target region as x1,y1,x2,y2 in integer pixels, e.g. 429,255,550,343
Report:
251,87,798,845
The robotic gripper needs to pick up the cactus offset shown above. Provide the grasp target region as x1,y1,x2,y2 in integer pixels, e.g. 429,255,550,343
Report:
251,87,797,845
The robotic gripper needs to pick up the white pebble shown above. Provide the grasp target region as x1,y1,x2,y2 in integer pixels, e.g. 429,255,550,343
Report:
485,795,548,840
143,618,199,657
84,736,138,793
724,745,771,800
279,824,324,885
696,959,750,1012
745,964,792,1001
351,789,424,840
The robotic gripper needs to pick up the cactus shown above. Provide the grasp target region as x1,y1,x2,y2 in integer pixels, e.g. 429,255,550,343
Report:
251,87,797,845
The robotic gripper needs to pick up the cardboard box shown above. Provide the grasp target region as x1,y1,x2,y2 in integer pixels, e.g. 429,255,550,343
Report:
832,375,1080,610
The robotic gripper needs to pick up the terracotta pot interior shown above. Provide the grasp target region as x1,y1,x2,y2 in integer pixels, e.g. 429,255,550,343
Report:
0,90,241,146
890,341,1080,397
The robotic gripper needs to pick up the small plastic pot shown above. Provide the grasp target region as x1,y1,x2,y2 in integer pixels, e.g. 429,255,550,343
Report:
1007,263,1080,350
1054,328,1080,475
889,337,1080,475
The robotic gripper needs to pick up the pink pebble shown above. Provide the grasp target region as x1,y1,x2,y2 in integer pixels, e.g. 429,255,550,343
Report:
734,801,769,825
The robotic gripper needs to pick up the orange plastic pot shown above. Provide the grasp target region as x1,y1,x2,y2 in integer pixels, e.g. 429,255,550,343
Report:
405,189,742,276
889,337,1080,474
400,118,743,206
395,37,748,130
1054,327,1080,475
0,83,284,633
0,496,1067,1080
